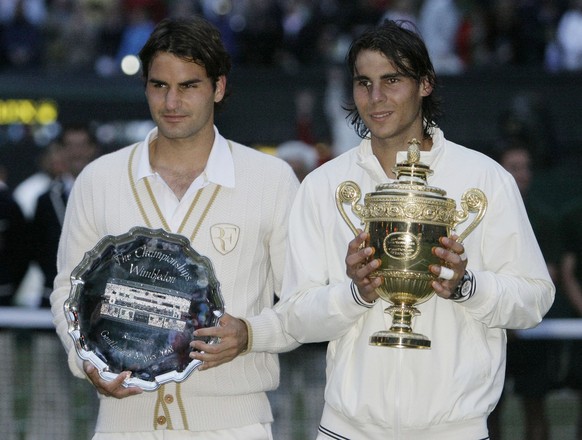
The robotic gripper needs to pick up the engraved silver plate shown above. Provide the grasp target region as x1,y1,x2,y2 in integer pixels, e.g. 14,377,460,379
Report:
64,227,224,391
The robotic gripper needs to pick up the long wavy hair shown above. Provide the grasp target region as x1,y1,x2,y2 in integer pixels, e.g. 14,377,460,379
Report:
344,20,442,139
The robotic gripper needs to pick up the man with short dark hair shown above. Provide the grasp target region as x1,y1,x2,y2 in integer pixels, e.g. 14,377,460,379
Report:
51,16,299,439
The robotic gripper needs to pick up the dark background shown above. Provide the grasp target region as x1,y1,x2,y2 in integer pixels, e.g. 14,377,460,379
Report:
1,66,580,209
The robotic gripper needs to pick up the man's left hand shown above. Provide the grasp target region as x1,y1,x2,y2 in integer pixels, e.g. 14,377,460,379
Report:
189,313,248,370
429,235,468,299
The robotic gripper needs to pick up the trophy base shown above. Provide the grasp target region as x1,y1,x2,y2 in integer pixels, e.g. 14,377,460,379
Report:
369,330,431,349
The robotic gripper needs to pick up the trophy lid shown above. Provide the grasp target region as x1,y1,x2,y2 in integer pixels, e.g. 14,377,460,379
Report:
376,138,445,197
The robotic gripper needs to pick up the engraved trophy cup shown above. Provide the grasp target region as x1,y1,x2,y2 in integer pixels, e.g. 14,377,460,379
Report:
335,140,487,349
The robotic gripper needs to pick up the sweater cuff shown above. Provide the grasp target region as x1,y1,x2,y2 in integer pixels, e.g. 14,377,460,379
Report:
351,280,377,308
454,270,492,311
239,317,253,355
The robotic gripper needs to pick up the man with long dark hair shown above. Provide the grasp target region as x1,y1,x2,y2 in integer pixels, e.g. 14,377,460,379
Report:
276,20,554,439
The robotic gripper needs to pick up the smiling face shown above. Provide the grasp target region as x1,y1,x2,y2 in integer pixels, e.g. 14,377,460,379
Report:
145,52,226,145
352,49,431,150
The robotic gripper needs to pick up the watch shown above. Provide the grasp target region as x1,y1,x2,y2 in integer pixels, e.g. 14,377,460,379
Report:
450,270,475,302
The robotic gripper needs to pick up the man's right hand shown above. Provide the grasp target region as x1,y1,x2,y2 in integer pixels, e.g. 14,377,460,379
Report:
84,361,143,398
345,230,383,303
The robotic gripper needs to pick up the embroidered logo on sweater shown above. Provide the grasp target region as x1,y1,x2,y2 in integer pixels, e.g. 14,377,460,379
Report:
211,224,240,255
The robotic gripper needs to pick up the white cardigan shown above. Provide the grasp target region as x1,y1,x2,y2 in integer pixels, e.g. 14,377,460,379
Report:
276,128,555,439
51,128,300,433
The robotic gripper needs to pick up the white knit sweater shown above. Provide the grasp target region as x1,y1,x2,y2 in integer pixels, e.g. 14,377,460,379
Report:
51,128,300,432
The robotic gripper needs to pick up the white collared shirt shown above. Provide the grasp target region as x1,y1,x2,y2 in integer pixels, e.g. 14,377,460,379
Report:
134,126,235,232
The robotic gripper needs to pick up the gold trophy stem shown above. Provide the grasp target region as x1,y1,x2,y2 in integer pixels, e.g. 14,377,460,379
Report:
369,305,431,349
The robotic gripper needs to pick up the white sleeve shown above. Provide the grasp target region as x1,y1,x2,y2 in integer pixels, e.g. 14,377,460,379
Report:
276,176,373,343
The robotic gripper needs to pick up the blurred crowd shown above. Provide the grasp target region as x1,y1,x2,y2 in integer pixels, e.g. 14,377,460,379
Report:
1,123,100,308
1,0,582,75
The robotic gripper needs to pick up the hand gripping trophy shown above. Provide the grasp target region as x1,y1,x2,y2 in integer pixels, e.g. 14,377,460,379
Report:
336,139,487,349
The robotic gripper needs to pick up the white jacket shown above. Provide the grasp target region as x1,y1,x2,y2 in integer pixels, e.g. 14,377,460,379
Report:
276,128,555,439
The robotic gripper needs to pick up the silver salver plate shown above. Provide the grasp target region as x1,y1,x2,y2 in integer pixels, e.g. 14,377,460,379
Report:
64,227,224,391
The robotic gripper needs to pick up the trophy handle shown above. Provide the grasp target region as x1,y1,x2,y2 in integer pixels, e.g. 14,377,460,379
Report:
335,181,364,237
453,188,488,243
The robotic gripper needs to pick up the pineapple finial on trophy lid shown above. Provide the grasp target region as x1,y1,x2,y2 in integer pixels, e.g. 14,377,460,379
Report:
407,138,421,164
392,138,433,185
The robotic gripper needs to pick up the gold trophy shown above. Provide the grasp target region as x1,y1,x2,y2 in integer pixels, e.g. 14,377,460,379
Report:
335,139,487,349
